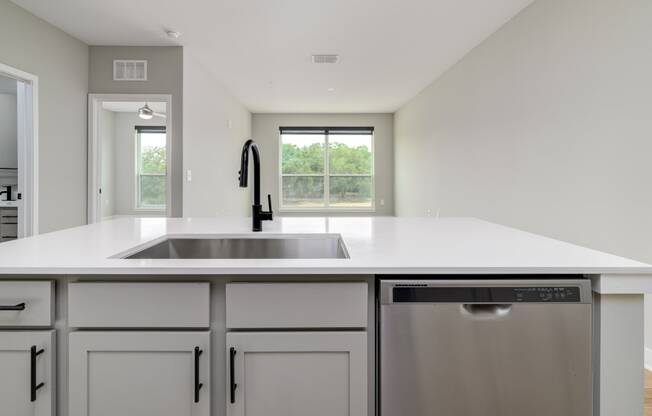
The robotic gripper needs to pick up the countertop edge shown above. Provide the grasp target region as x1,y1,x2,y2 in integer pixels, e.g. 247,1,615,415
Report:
0,266,651,275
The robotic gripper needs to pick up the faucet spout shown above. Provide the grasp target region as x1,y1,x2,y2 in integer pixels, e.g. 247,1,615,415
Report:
239,139,273,231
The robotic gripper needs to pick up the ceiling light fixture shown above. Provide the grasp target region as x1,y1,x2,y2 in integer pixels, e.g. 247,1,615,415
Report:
137,103,167,119
138,103,154,119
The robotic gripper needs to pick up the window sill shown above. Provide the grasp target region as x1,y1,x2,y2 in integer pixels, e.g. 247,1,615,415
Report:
134,207,167,213
279,207,376,214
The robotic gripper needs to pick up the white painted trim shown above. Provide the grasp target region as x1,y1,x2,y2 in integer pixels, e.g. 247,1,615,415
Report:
594,293,646,415
88,94,172,223
645,347,652,372
591,274,652,295
0,62,38,237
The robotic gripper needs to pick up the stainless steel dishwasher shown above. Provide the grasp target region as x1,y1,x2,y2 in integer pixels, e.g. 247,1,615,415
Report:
378,279,592,416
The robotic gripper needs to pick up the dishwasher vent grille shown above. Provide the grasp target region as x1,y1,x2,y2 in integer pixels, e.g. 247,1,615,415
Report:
393,283,428,287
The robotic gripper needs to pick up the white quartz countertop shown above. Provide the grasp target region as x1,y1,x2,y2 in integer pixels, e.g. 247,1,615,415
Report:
0,216,650,276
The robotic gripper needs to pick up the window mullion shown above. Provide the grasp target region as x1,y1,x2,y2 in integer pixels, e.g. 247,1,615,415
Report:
324,132,330,207
136,132,142,207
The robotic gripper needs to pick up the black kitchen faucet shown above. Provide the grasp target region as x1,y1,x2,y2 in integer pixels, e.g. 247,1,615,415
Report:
239,139,273,231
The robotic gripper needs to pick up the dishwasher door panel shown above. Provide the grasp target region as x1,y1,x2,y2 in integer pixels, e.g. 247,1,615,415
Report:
380,303,592,416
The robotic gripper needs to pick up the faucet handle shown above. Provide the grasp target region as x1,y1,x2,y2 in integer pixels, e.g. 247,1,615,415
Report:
267,194,273,214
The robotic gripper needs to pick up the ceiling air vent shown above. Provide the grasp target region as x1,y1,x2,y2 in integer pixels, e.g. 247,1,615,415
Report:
113,60,148,81
311,54,339,64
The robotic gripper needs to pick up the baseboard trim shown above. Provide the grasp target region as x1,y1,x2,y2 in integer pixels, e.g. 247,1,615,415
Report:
645,347,652,372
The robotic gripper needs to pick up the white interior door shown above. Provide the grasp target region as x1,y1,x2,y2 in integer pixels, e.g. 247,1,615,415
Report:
0,330,55,416
226,331,367,416
69,331,210,416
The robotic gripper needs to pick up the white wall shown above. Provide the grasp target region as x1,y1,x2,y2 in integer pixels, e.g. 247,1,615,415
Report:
113,112,166,216
252,114,394,216
99,109,116,217
182,51,252,217
0,0,89,233
98,110,167,217
0,92,17,171
394,0,652,357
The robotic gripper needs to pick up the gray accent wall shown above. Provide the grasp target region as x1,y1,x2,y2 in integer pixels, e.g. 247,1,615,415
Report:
0,0,89,233
252,114,394,216
394,0,652,356
89,46,183,217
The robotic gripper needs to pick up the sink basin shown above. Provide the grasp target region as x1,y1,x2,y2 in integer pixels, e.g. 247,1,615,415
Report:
122,235,350,259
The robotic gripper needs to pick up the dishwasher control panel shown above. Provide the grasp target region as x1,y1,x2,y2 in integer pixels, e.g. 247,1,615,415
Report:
512,286,580,302
392,286,582,303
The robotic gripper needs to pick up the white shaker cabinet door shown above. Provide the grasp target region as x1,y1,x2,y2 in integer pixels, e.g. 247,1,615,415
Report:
69,331,210,416
0,330,56,416
226,331,367,416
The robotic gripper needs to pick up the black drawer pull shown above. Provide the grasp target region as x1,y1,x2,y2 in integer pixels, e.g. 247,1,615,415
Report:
230,347,237,404
0,302,25,311
30,345,45,402
194,347,203,403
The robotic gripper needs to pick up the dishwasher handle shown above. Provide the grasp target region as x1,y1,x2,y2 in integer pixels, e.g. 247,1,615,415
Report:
461,304,512,318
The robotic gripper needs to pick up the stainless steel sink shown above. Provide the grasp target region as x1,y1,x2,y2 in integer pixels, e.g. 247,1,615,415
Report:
122,235,350,259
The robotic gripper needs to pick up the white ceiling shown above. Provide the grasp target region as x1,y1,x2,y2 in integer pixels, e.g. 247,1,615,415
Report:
12,0,533,113
102,101,167,114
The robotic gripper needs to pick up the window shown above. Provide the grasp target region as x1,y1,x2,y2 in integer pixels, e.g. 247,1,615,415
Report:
135,126,167,210
280,127,374,210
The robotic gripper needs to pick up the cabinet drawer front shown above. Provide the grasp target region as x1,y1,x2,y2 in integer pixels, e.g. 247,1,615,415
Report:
1,223,18,237
226,282,367,329
68,282,210,328
0,208,17,217
0,281,54,327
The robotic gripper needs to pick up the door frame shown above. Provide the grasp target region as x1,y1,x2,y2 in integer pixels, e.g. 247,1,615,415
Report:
87,93,172,223
0,62,38,237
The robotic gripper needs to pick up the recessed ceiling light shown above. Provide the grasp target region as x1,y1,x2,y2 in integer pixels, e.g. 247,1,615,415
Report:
327,87,335,92
166,30,181,39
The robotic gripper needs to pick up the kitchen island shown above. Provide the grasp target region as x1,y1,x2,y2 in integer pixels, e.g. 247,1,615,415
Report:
0,216,649,416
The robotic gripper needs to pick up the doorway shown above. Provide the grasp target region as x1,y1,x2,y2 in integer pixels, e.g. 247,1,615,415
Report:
0,63,38,241
88,94,172,222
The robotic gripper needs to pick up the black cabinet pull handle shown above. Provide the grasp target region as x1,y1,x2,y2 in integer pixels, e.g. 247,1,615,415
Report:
30,345,45,402
194,347,203,403
0,302,25,311
229,347,237,404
